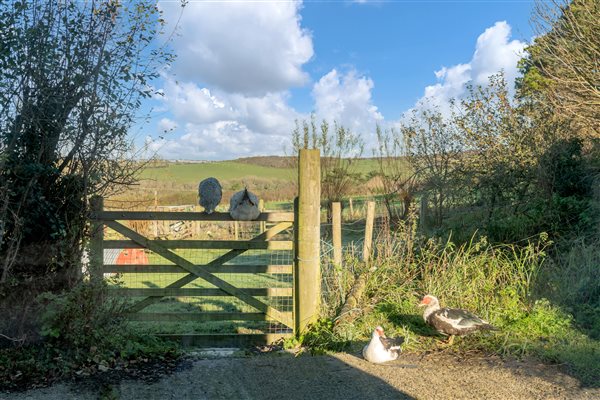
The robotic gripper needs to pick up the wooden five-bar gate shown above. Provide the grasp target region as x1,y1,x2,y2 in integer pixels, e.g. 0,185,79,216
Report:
88,150,321,347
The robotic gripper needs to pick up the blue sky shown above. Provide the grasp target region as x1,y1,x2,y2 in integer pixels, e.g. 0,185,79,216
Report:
144,0,534,160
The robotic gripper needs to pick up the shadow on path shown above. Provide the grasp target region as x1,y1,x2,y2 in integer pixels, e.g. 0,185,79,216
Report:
117,354,415,400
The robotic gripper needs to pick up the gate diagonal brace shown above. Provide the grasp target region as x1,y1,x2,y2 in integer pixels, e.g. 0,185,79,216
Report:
105,220,293,328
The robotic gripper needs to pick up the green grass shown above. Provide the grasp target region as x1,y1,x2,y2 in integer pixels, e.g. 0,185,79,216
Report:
139,161,295,184
351,158,381,175
121,158,387,205
138,158,384,186
108,247,293,335
537,239,600,339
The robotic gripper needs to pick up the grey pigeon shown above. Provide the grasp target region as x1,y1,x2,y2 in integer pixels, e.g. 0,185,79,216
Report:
229,188,261,221
198,177,222,214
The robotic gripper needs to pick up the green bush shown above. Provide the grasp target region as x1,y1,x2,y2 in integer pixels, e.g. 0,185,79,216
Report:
0,280,180,391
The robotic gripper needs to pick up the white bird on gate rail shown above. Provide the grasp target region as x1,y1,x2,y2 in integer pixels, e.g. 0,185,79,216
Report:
229,188,260,221
362,326,405,364
198,177,222,214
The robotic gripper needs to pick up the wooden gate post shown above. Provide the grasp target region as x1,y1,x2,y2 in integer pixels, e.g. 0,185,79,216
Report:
89,195,104,283
332,202,342,267
349,198,354,218
294,149,321,334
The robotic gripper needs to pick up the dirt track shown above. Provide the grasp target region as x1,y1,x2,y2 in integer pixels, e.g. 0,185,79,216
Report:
3,351,598,400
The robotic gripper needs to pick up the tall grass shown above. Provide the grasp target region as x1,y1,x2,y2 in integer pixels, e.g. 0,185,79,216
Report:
537,238,600,339
317,214,599,386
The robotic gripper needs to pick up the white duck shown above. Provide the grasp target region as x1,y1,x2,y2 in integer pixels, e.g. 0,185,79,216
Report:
229,188,261,221
362,326,404,364
419,294,497,345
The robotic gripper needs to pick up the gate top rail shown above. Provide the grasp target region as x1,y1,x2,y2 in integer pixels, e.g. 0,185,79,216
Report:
90,210,294,222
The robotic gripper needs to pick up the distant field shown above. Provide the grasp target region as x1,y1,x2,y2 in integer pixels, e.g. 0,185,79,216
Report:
139,158,383,185
109,158,396,205
139,161,295,184
352,159,380,175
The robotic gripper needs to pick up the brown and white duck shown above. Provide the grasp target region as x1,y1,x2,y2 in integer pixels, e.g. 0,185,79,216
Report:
362,326,405,363
419,295,497,345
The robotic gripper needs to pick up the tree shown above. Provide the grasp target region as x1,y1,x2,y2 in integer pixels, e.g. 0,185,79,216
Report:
452,74,538,221
373,125,415,222
0,1,175,291
448,71,591,241
527,0,600,136
401,103,463,226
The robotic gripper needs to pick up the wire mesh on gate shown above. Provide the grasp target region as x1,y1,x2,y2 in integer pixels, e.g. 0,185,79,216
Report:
104,217,294,335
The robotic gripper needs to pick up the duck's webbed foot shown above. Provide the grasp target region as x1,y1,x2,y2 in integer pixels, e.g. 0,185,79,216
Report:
436,335,455,347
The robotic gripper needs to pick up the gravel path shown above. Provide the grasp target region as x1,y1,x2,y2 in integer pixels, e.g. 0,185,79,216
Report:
3,351,598,400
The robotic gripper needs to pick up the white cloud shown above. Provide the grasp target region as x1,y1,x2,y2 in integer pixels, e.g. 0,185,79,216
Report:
471,22,526,85
160,0,313,95
157,118,178,133
151,78,304,160
416,21,526,111
149,1,314,160
161,78,301,135
148,121,290,160
153,67,386,159
162,80,231,125
312,69,383,134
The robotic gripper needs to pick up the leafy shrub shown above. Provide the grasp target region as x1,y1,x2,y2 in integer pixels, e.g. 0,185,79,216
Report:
38,280,124,349
0,280,180,391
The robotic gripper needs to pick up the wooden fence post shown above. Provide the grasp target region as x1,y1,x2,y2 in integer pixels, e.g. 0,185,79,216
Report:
399,198,405,219
349,197,354,218
294,149,321,334
332,202,342,267
194,206,200,238
259,199,266,234
420,194,428,230
89,195,104,283
363,201,375,263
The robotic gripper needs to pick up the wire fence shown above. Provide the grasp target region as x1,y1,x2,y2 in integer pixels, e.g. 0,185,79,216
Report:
319,201,395,316
103,215,294,336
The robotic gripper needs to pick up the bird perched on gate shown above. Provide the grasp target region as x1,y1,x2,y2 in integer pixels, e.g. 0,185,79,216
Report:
362,326,405,364
229,188,261,221
198,177,222,214
419,295,497,345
